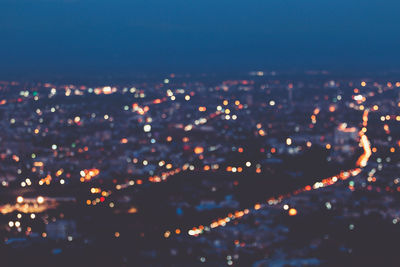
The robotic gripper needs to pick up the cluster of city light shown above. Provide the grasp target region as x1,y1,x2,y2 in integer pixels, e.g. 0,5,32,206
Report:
80,169,100,182
184,110,221,132
380,115,400,122
310,107,320,125
82,105,228,202
165,109,372,238
181,167,363,237
256,123,266,136
132,103,150,115
356,110,372,168
86,188,109,206
2,79,389,249
96,158,264,209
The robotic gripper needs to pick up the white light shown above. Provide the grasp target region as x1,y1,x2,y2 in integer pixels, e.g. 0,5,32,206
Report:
17,196,24,203
286,138,292,146
37,196,44,204
143,124,151,132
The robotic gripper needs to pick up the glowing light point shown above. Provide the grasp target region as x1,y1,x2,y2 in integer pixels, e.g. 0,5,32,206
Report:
143,124,151,132
194,146,204,154
37,196,44,204
16,196,24,203
288,208,297,216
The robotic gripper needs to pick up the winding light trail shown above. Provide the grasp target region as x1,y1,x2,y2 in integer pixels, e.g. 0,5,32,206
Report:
168,109,372,237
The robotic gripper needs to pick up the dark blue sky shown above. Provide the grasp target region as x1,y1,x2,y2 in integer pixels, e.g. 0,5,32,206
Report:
1,0,400,76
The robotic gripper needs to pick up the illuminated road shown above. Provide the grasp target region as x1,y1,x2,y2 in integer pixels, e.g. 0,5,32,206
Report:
168,109,372,237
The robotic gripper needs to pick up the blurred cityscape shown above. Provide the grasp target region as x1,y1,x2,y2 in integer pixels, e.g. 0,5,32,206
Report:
0,71,399,266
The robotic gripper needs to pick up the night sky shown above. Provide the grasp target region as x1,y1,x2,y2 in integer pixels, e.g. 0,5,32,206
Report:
1,0,400,77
